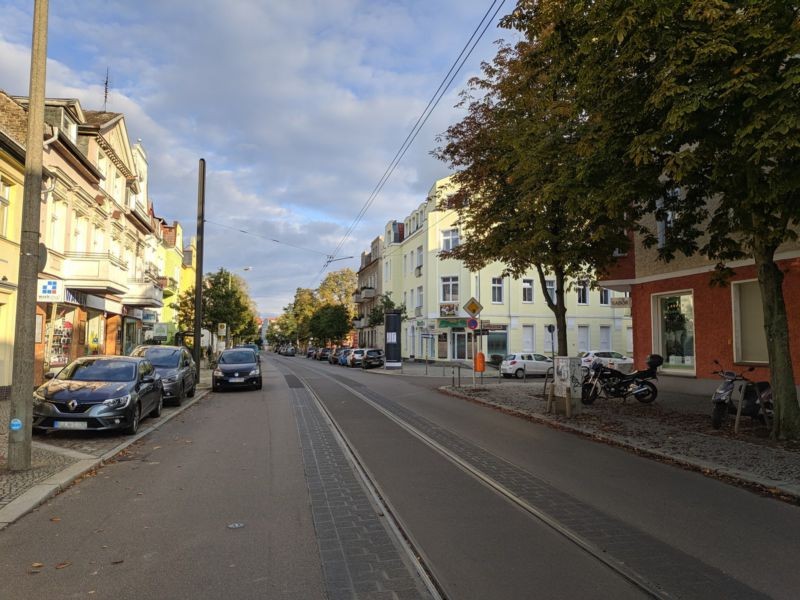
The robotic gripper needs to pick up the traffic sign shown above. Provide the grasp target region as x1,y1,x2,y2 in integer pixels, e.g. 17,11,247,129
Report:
463,297,483,317
467,318,478,330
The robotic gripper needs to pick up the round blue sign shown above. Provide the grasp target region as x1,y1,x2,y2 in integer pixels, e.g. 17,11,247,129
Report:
9,418,23,431
467,318,478,330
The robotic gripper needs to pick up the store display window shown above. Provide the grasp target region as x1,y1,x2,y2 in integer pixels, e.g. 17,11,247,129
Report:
46,307,76,369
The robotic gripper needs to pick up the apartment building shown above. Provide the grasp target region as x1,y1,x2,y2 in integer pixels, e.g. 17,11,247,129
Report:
384,176,632,362
353,236,383,348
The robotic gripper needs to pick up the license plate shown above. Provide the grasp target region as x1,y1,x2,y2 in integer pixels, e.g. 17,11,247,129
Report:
229,377,244,383
54,420,87,430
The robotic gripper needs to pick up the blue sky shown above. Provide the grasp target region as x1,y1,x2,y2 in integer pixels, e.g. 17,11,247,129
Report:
0,0,513,315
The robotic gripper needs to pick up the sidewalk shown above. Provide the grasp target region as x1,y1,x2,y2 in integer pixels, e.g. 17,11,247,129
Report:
0,368,214,529
373,360,800,502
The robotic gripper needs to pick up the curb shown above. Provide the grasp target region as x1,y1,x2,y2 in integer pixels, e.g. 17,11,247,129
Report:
439,386,800,504
0,387,212,530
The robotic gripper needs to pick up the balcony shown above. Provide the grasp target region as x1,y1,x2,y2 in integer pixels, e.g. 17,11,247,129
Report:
122,278,163,308
353,291,364,303
352,317,366,329
63,252,129,295
157,276,179,298
361,287,376,299
414,265,422,277
414,306,423,317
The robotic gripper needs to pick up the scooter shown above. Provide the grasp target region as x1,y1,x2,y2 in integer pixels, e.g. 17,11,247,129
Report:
710,360,773,429
581,354,663,405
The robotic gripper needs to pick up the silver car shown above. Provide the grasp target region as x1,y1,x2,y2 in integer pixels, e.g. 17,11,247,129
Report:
500,353,553,378
130,345,197,405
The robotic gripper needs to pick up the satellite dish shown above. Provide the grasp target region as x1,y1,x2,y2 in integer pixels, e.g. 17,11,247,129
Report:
38,243,48,272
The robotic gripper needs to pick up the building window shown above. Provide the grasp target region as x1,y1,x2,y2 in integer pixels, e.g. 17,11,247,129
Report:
599,288,610,305
403,254,407,274
441,276,459,302
577,283,589,305
522,279,534,303
442,228,460,251
732,281,768,363
656,190,678,249
655,292,695,371
0,179,11,238
545,280,556,303
384,260,390,281
416,246,423,267
417,286,423,308
491,277,503,303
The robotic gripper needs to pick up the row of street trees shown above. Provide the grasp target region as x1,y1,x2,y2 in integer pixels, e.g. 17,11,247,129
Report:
174,268,261,346
266,269,358,348
434,1,799,439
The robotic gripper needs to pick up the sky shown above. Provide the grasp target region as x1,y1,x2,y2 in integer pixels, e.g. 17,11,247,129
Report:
0,0,514,316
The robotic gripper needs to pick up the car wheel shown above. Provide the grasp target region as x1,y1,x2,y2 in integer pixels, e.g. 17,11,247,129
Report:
514,369,525,379
150,393,163,418
187,378,196,398
125,401,141,435
173,383,184,407
256,378,263,390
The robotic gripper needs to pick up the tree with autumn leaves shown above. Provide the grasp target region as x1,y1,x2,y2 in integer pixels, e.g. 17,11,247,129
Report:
437,0,799,439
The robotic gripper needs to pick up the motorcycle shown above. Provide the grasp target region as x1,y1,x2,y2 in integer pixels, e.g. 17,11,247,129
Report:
581,354,663,405
710,361,773,429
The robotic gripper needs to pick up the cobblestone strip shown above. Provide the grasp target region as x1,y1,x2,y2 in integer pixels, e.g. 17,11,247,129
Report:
330,375,768,600
291,383,432,600
0,446,78,509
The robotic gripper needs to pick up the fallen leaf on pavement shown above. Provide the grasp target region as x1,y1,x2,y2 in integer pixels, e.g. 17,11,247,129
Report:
31,562,44,568
50,517,61,523
152,446,161,450
55,561,72,569
111,559,124,565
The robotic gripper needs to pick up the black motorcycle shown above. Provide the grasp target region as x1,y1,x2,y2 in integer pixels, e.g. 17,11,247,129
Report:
710,361,773,429
581,354,663,405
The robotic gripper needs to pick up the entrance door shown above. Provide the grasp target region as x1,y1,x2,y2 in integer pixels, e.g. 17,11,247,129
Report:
450,332,473,360
577,325,590,352
599,326,611,351
522,325,534,352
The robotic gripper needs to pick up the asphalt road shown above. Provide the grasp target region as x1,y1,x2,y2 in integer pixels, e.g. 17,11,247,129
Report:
1,353,799,600
0,361,325,600
281,355,800,600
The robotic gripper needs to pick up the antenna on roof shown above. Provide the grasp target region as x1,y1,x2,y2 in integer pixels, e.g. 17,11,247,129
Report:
103,67,110,111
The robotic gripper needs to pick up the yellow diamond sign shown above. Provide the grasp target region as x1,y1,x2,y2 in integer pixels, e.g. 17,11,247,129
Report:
463,297,483,318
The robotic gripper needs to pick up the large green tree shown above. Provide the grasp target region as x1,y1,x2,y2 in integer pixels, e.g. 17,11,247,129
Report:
318,269,357,317
309,304,351,345
433,5,629,355
535,0,800,439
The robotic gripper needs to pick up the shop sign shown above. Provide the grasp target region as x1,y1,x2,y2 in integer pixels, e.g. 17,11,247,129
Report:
142,310,158,324
438,318,467,328
611,297,631,308
64,288,85,305
37,279,64,302
153,323,168,341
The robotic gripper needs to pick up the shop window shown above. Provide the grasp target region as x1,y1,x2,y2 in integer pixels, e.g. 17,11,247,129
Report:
732,281,768,363
655,293,695,370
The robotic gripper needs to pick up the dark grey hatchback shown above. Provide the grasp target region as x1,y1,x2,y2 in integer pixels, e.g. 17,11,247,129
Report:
33,356,163,435
130,345,196,405
212,349,262,392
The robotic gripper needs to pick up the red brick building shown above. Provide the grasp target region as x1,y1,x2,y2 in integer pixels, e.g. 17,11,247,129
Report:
599,220,800,388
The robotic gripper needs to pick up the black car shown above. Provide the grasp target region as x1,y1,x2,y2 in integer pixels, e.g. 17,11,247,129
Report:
130,345,196,405
33,356,163,435
213,349,262,391
361,349,384,369
235,343,261,360
317,348,331,361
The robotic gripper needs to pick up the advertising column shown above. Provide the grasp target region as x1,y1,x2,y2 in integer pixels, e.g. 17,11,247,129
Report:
384,309,402,370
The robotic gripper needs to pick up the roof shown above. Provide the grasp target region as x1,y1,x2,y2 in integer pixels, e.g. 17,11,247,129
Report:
82,110,124,128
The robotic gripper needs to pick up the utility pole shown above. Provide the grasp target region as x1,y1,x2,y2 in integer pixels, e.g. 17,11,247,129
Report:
193,159,205,368
8,0,49,471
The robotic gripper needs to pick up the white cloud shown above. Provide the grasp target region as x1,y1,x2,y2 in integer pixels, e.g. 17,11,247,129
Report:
0,0,505,315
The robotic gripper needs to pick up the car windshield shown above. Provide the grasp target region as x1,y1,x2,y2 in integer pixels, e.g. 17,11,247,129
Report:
58,359,137,382
503,355,516,361
366,350,382,357
219,350,255,364
135,347,181,368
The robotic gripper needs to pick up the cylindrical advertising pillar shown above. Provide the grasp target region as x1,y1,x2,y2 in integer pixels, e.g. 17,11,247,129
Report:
384,309,402,370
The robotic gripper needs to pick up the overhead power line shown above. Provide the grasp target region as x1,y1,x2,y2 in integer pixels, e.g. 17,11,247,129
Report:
312,0,507,286
204,218,331,257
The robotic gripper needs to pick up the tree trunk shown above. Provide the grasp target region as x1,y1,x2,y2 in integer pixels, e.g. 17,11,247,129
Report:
754,247,800,440
554,269,569,356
